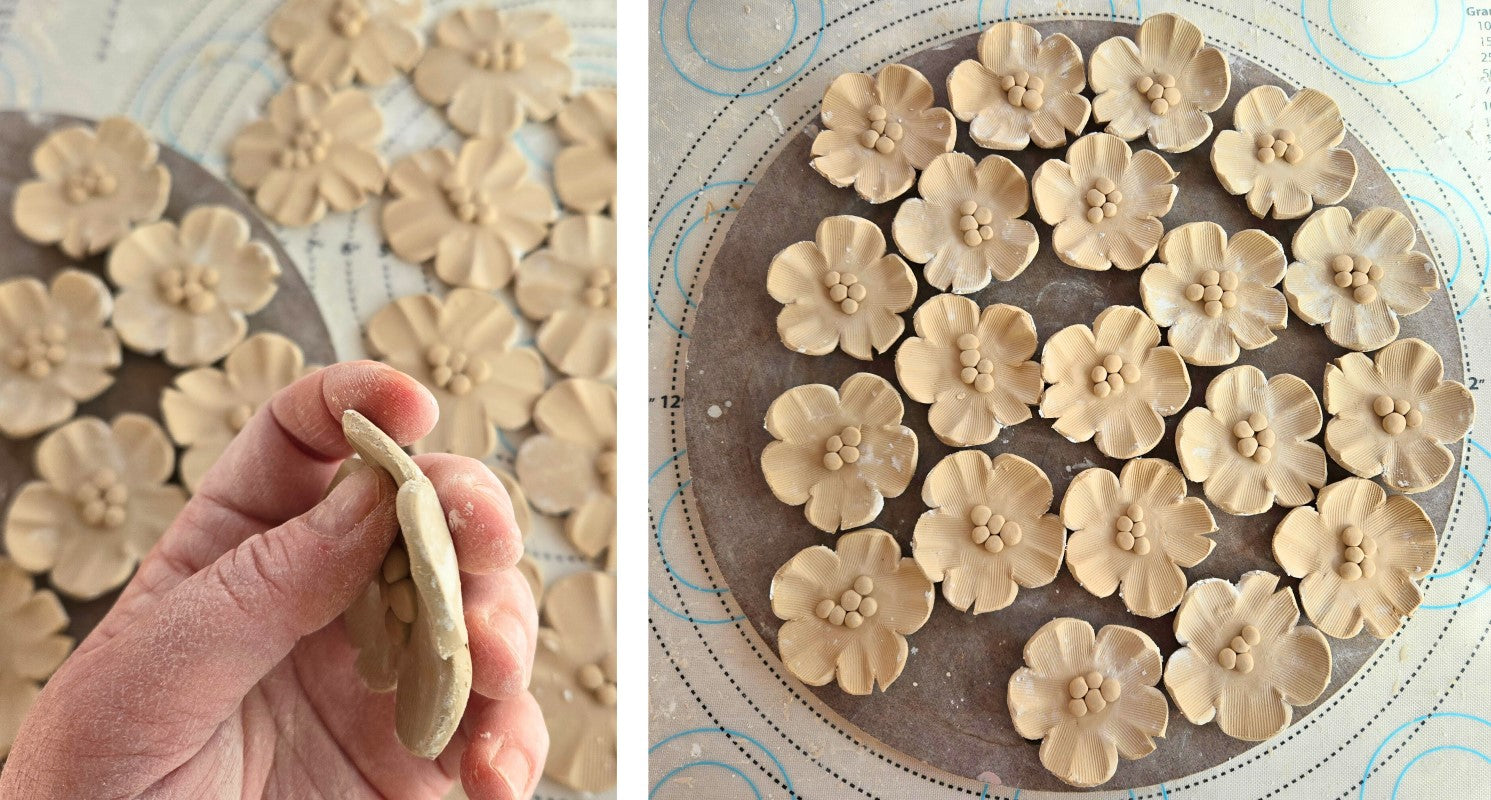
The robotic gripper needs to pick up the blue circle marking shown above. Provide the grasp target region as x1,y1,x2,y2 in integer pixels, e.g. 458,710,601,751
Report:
650,590,745,624
686,0,797,73
651,760,763,799
1388,168,1487,319
1403,194,1464,289
1325,0,1437,61
650,727,797,799
656,479,729,594
1359,713,1491,798
979,0,1135,24
659,0,825,98
650,180,754,338
1426,465,1487,580
1301,0,1465,86
1391,745,1491,799
675,206,737,309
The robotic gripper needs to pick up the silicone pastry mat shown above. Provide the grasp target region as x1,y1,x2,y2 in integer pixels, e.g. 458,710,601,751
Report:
648,2,1491,798
0,1,614,798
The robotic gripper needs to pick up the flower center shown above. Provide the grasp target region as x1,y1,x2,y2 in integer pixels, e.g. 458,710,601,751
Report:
1065,670,1121,717
379,544,418,646
424,344,491,396
1335,525,1380,580
62,163,118,204
1370,394,1422,435
1135,74,1181,115
583,268,616,308
277,120,332,169
227,403,255,433
5,323,68,378
471,40,526,71
1254,129,1303,165
1183,268,1241,318
1232,413,1276,464
822,270,867,315
813,574,878,630
1083,177,1123,225
821,426,862,470
857,105,904,154
441,175,500,226
330,0,369,37
1216,624,1261,672
968,504,1022,553
1089,353,1139,397
956,200,997,247
998,70,1045,111
1330,253,1385,305
596,448,617,496
576,661,618,707
74,468,128,529
1113,504,1152,555
156,263,222,315
954,332,997,394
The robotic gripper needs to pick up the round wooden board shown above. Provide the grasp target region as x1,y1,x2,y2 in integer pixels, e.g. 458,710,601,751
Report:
0,111,337,645
683,21,1465,792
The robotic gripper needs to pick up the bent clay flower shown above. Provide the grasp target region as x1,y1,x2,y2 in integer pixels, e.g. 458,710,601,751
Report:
0,270,120,439
1211,85,1358,219
1063,458,1217,618
228,82,387,227
947,21,1090,150
1089,13,1230,153
1273,478,1437,639
1176,366,1327,516
894,294,1041,447
810,64,956,204
554,88,616,213
516,380,616,568
1032,132,1177,271
516,214,617,379
1040,305,1190,459
161,332,313,493
770,528,934,695
760,373,918,533
1140,222,1288,366
268,0,423,87
890,152,1038,292
108,205,281,368
532,570,617,792
0,557,73,759
366,289,545,459
1284,206,1439,352
13,116,169,259
382,138,556,290
1163,572,1332,741
1324,338,1473,493
3,415,187,600
766,215,917,360
414,7,573,138
1008,618,1168,788
911,451,1065,614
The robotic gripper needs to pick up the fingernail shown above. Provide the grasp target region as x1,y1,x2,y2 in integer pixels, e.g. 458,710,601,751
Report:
489,741,533,799
489,611,532,693
306,465,389,537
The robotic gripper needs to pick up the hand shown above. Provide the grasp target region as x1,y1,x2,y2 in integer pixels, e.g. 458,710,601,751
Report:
0,362,547,799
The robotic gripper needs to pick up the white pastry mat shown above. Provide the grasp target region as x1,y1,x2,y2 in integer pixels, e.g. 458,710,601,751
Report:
647,1,1490,797
0,0,614,797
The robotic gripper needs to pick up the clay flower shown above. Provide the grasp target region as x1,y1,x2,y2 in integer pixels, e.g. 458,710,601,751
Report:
0,270,121,439
1176,366,1327,516
894,294,1041,447
1323,338,1474,493
108,205,281,367
515,214,616,379
1273,478,1437,639
366,289,545,459
1140,222,1288,366
3,415,187,600
0,557,73,759
382,138,556,290
761,373,918,533
1163,572,1332,741
1089,13,1230,153
161,333,312,493
413,7,573,138
516,380,616,568
890,152,1039,292
766,215,917,360
1284,206,1439,352
946,21,1091,150
1040,305,1191,459
770,528,934,695
228,82,387,227
268,0,423,87
810,64,956,204
1008,618,1169,788
531,570,616,792
12,116,169,259
554,88,616,213
1063,459,1217,618
1211,86,1358,219
1032,132,1178,271
911,451,1065,614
